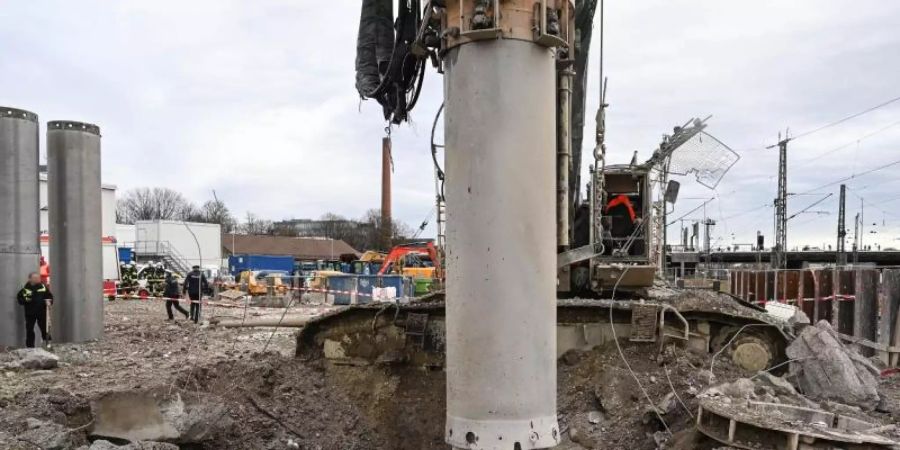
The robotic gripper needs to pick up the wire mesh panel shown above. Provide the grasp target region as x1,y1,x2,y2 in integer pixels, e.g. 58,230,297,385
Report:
668,131,740,189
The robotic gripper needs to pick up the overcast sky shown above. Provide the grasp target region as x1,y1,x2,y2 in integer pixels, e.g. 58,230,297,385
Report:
2,1,899,249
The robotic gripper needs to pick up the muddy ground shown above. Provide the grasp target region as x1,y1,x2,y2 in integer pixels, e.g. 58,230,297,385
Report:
1,299,898,449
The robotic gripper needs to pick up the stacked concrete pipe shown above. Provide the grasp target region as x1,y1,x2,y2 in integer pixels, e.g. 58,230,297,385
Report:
0,107,41,347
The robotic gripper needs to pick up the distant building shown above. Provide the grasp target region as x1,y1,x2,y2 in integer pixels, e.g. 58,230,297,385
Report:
222,234,359,262
272,218,374,239
117,220,223,274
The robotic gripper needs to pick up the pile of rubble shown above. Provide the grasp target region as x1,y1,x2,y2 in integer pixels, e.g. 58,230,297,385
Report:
1,301,899,449
695,320,900,450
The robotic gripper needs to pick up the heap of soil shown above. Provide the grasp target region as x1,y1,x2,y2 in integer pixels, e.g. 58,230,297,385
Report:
3,301,895,449
185,340,746,450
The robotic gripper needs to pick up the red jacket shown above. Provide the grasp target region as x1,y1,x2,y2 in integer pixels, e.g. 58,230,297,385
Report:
606,195,637,222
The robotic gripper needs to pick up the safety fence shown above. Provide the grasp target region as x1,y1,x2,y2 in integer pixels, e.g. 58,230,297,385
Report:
108,273,440,307
729,268,900,366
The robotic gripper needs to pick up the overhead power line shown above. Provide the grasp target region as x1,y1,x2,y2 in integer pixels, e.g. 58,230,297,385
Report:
847,188,900,220
787,193,833,221
667,198,714,226
789,94,900,142
722,202,772,221
796,119,900,164
798,156,900,195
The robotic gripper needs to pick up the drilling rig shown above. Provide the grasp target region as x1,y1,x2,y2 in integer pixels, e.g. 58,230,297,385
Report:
297,2,790,449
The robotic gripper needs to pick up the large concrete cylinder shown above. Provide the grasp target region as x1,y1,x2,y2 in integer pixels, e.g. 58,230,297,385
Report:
47,121,103,342
0,107,41,347
444,39,559,449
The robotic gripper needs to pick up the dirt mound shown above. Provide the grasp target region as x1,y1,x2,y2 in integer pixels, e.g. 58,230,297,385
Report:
177,353,389,450
558,341,746,450
2,300,895,449
184,339,746,450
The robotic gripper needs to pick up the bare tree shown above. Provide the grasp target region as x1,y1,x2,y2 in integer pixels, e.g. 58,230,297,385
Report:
240,212,274,235
198,200,237,233
117,187,195,224
361,209,414,250
285,210,413,251
269,222,298,237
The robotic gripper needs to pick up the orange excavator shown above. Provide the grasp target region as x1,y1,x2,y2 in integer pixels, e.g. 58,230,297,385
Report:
378,242,443,280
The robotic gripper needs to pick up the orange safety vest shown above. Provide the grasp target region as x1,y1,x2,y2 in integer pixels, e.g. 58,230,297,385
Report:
39,257,50,285
605,195,637,223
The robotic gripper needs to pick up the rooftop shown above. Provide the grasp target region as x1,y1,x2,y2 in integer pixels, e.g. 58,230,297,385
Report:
222,233,359,260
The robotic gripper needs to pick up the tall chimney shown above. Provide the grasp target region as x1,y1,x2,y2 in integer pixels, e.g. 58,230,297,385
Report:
381,136,392,250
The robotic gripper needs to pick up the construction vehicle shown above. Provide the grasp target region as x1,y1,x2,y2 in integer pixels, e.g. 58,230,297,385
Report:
298,2,790,449
358,250,386,263
238,270,289,296
378,241,442,280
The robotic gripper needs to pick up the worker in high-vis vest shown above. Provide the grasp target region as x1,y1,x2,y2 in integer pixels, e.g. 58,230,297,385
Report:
16,272,54,348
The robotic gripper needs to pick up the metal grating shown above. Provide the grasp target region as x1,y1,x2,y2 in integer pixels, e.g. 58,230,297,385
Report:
404,313,430,348
668,131,740,189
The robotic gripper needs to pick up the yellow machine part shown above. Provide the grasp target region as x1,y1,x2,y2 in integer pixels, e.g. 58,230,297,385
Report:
239,271,288,296
307,270,344,290
401,267,436,279
359,251,386,263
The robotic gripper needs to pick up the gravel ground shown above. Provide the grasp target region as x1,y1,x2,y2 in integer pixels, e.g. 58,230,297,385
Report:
1,299,326,400
1,299,897,450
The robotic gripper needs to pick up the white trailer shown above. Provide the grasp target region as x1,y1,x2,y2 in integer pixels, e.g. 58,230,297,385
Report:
133,220,222,274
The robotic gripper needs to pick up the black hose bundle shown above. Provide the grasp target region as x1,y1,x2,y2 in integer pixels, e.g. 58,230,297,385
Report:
355,0,427,124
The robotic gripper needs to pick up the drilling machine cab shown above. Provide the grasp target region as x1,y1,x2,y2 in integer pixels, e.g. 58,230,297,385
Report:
591,164,656,290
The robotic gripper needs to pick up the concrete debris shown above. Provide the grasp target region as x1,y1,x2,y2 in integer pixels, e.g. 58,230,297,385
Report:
754,371,799,398
1,348,60,370
786,320,881,410
700,376,817,410
698,395,899,449
655,392,677,415
15,417,77,450
90,389,228,444
586,410,603,424
719,377,755,400
566,425,590,447
80,440,179,450
651,430,668,448
699,374,900,448
765,301,810,326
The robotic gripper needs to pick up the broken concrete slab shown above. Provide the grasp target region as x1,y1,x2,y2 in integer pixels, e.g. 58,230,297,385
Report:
90,389,228,444
15,417,79,450
754,372,798,398
2,348,60,370
656,392,677,415
786,320,881,410
720,378,755,399
80,440,179,450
